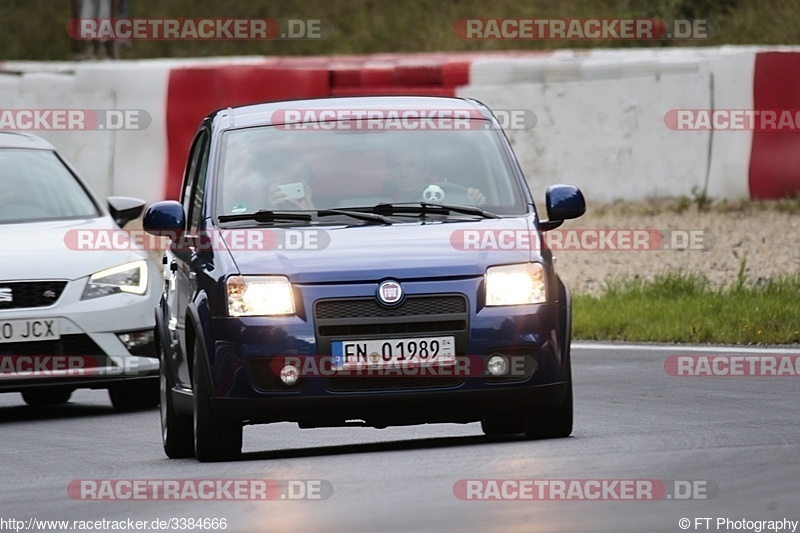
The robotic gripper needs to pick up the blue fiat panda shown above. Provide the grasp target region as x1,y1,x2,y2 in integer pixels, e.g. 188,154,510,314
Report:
144,96,585,461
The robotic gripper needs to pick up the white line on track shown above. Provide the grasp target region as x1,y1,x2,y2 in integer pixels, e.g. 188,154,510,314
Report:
572,342,800,354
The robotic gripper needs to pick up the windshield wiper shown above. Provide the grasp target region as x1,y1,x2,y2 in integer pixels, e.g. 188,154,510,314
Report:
218,210,313,223
371,202,500,219
316,208,393,225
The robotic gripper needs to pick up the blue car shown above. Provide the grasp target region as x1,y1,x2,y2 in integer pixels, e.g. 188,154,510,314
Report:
144,96,585,461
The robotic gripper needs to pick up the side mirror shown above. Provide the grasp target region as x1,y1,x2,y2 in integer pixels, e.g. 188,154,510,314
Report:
143,201,186,238
107,196,146,227
540,185,585,231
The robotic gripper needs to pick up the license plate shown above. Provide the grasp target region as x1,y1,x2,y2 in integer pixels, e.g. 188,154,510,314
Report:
331,336,455,370
0,319,60,344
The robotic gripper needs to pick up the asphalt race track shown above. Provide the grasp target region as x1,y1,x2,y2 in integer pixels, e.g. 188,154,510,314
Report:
2,343,798,532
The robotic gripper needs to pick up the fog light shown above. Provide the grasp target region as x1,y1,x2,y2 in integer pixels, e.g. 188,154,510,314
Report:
487,355,509,376
280,364,300,386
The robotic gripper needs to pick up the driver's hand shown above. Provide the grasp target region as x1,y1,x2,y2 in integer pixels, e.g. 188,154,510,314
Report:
268,183,288,207
467,187,486,206
269,183,314,210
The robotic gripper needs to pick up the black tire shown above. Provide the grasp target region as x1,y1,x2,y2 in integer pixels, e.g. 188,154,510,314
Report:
21,388,73,406
193,336,242,462
159,336,194,459
108,379,159,411
523,275,574,440
523,364,573,439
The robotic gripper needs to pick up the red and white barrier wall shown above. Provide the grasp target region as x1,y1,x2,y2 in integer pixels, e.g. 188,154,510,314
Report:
2,46,799,204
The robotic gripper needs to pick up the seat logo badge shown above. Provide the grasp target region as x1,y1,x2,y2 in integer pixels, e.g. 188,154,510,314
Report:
377,280,403,307
0,288,12,303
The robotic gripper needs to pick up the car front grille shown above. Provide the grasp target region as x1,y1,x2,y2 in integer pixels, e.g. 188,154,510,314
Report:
319,319,466,337
246,356,464,393
0,334,105,356
314,294,470,392
0,281,68,310
0,334,111,374
315,296,466,319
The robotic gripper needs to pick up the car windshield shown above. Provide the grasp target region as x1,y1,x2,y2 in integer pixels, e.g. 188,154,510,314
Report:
215,122,528,220
0,149,99,224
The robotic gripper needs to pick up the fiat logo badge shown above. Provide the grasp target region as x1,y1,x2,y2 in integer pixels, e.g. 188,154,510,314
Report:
377,280,403,306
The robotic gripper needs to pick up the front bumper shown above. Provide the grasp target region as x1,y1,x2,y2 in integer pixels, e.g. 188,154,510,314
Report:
0,273,160,391
199,276,568,423
213,381,568,427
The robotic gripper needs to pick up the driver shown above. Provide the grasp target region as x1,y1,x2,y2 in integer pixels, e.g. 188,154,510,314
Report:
226,154,315,213
385,143,485,206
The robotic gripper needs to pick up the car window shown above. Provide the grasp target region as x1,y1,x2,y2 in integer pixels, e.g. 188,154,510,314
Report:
182,129,211,231
215,122,528,217
0,149,99,224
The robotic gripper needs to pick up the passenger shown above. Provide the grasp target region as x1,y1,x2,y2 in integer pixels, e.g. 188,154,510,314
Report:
385,142,486,206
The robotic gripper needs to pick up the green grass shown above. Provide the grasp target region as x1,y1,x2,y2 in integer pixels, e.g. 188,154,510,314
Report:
573,269,800,344
1,0,799,61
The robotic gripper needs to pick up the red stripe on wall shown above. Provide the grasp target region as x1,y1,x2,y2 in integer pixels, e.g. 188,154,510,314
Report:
749,52,800,199
164,65,329,199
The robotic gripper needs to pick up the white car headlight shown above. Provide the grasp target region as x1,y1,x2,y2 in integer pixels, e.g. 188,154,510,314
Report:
485,263,547,306
82,260,148,300
227,275,295,316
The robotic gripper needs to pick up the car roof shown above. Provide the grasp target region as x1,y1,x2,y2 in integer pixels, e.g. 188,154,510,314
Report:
213,95,494,130
0,132,56,150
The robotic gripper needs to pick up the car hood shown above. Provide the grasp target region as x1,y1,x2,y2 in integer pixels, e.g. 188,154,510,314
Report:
0,217,147,281
225,217,535,284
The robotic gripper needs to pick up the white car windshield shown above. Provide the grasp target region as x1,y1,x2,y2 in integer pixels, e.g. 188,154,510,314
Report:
0,149,99,223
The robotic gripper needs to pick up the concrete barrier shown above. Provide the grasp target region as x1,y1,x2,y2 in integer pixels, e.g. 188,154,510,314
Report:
749,51,800,199
2,47,800,204
459,53,712,203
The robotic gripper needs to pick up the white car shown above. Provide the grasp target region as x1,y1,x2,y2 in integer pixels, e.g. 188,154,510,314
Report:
0,132,160,409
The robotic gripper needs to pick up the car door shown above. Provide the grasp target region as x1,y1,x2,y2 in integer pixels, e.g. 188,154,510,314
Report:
169,126,211,386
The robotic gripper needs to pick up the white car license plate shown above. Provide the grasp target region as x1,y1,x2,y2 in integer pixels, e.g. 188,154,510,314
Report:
331,336,455,370
0,318,60,344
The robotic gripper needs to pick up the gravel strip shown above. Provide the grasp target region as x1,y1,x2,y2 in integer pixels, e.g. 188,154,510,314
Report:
553,201,800,296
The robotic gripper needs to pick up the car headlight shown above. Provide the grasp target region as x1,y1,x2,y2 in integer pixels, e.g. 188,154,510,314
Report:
227,275,295,316
485,263,546,306
82,260,148,300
